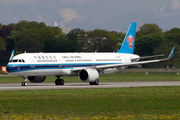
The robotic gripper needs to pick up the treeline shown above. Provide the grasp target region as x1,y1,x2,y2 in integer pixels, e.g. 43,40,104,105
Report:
0,20,179,68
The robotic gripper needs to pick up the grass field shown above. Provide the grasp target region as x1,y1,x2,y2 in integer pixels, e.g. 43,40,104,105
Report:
0,72,180,83
1,72,180,119
0,86,180,119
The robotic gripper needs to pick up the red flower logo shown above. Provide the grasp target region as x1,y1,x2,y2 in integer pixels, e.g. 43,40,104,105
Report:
127,35,134,49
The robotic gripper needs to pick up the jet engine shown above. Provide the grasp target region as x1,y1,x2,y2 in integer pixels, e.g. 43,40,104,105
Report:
27,76,46,83
78,69,99,82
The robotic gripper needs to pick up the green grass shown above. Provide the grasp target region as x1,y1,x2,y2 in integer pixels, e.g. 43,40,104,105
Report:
0,72,180,83
1,72,180,119
0,86,180,119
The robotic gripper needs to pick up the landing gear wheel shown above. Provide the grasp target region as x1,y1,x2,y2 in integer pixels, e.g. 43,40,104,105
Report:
60,79,64,85
55,79,60,85
55,77,65,86
22,76,28,86
89,79,99,86
21,82,27,86
95,79,99,85
89,82,94,85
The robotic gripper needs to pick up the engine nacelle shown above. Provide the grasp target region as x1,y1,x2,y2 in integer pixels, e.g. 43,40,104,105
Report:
78,69,99,82
27,76,46,83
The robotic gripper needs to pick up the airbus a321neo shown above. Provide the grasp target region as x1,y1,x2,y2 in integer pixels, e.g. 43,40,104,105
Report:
6,22,175,86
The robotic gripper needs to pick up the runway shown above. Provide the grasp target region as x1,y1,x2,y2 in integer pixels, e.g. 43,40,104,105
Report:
1,81,180,90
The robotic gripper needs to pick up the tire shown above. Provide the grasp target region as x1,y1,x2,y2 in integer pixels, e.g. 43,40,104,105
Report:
60,79,64,85
89,82,94,85
21,82,25,86
55,79,60,85
95,79,99,85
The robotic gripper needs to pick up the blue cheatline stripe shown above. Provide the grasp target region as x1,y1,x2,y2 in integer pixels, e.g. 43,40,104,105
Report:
6,62,122,73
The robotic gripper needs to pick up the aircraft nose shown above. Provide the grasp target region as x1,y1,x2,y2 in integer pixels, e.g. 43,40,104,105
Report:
6,63,11,73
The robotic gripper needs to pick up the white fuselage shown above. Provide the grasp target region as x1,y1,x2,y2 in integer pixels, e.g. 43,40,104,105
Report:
6,52,139,76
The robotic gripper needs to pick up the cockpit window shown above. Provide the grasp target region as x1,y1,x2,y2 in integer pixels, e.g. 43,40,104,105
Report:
12,59,18,62
9,59,25,63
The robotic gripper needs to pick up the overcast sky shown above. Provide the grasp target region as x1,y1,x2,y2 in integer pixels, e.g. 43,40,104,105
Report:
1,0,180,33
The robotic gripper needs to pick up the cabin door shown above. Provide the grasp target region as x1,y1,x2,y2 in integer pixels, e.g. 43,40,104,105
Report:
29,55,37,74
91,56,95,67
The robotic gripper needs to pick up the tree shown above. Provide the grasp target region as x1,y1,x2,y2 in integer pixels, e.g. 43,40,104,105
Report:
164,27,180,44
0,23,2,29
136,23,162,38
0,25,13,43
44,35,69,52
100,31,119,52
135,33,165,56
152,41,180,68
18,37,41,52
67,28,83,52
0,36,6,64
87,29,108,52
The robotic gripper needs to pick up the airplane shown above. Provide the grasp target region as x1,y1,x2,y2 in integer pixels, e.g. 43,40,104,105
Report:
6,22,175,86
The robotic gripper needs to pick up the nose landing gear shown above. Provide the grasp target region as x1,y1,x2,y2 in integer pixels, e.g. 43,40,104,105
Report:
21,76,28,86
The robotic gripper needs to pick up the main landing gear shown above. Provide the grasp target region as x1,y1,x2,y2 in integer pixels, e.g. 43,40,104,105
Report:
21,76,28,86
55,76,64,86
89,79,99,85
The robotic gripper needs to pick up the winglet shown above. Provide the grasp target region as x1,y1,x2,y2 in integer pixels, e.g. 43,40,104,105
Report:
9,50,15,61
168,46,175,59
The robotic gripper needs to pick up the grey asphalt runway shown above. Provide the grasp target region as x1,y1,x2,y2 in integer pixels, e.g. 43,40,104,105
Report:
0,81,180,90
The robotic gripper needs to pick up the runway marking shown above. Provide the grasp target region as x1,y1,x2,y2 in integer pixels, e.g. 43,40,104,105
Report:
1,81,180,90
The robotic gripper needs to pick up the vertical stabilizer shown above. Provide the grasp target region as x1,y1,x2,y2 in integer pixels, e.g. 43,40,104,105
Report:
117,22,137,54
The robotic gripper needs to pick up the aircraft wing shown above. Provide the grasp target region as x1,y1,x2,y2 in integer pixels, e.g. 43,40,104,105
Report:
96,57,167,70
96,46,175,70
131,54,164,62
72,46,175,71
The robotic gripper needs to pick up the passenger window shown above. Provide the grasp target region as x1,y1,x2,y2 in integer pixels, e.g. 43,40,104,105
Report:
45,56,48,59
42,56,45,59
22,59,25,62
38,56,41,59
19,59,22,62
53,56,56,59
49,56,53,59
34,56,37,59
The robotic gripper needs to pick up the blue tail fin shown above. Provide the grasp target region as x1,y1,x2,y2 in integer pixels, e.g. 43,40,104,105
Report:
117,22,137,54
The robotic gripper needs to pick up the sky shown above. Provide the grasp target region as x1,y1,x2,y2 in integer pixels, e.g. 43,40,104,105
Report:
0,0,180,33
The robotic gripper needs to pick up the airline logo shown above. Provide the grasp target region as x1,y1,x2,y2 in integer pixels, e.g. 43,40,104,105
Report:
127,35,134,49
